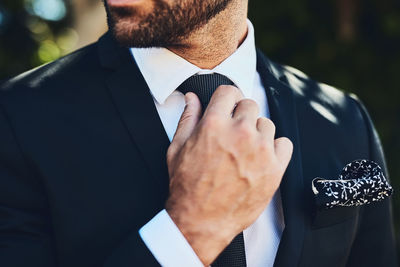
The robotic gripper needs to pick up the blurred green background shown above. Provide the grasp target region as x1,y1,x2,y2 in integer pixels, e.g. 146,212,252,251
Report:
0,0,399,257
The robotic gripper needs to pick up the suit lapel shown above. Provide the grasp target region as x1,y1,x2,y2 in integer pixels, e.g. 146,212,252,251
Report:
98,33,171,203
256,49,306,266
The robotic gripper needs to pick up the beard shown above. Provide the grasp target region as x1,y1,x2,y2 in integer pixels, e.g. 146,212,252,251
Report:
104,0,233,48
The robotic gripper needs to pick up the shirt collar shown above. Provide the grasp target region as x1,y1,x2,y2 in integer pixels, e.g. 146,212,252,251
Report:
131,19,257,104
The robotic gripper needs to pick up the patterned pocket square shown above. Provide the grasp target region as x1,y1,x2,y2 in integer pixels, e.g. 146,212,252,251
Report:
312,159,393,210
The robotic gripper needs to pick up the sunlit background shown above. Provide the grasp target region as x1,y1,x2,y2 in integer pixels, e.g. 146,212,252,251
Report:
0,0,399,258
0,0,107,74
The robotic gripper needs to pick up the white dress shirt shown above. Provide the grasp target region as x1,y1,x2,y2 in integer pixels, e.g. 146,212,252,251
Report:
132,20,285,267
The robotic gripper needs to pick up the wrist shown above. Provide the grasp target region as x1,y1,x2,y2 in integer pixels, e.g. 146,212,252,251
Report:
166,207,235,266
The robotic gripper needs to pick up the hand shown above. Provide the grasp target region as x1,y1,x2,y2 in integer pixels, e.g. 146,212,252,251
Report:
165,85,293,266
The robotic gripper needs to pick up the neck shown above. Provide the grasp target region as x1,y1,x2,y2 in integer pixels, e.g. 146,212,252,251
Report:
167,1,248,69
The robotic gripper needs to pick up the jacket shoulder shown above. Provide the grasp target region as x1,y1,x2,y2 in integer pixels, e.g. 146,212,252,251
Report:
272,62,355,109
269,60,370,143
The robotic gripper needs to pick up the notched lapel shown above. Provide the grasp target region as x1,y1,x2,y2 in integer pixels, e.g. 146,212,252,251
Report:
98,33,171,203
256,49,306,267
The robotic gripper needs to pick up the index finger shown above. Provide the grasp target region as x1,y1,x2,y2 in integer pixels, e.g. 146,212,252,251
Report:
203,85,244,118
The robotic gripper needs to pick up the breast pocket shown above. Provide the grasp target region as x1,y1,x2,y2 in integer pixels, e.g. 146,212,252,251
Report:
311,206,360,229
299,207,360,267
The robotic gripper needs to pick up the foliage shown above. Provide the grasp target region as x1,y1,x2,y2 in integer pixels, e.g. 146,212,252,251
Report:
0,0,74,80
1,0,399,255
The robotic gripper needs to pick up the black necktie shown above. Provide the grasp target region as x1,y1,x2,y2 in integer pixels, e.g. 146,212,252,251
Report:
177,73,247,267
177,73,234,110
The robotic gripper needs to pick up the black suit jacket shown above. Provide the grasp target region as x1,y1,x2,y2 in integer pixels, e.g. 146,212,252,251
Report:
0,33,397,267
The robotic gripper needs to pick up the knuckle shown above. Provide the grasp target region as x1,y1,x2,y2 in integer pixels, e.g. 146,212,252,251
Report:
236,120,254,138
203,113,222,128
239,98,258,108
166,146,176,162
257,117,268,124
259,139,272,152
237,99,259,114
280,137,293,149
256,117,266,130
263,118,276,131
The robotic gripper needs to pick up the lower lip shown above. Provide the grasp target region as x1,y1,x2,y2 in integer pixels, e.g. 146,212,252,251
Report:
107,0,142,5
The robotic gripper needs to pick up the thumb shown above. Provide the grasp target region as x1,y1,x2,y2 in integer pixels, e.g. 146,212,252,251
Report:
170,92,202,155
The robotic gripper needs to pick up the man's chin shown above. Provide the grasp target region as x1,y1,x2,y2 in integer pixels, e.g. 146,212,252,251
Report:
105,3,148,47
109,20,142,47
104,0,232,48
105,0,177,48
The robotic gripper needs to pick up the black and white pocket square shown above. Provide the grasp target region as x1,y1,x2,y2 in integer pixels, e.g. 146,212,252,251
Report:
312,159,393,210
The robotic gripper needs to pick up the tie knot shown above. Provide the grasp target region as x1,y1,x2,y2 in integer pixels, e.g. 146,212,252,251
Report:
177,73,234,109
